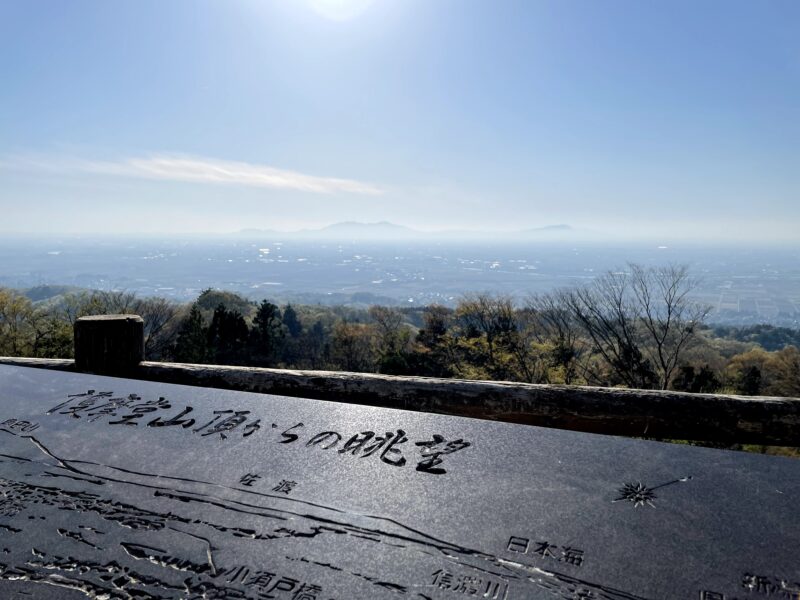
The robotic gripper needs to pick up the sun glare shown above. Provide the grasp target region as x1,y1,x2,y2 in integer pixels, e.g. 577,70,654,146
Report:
307,0,374,21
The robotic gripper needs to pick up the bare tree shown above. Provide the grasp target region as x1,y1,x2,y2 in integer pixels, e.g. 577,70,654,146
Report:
561,272,650,387
456,293,516,367
133,297,180,359
58,290,178,360
562,264,709,389
29,305,73,358
0,288,35,356
419,305,451,342
454,294,547,382
96,290,139,313
368,305,408,356
60,290,138,325
331,322,378,373
526,289,585,384
506,307,549,383
629,264,711,389
415,305,459,378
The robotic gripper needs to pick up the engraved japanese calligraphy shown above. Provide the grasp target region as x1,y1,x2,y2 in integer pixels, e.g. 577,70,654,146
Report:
45,390,470,475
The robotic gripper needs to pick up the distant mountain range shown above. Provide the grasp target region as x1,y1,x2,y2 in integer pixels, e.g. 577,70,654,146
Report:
234,221,584,241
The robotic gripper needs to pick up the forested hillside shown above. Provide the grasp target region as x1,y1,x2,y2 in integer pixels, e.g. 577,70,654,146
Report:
2,264,798,399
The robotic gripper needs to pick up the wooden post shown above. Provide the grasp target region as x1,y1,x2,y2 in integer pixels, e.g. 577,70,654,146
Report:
74,315,144,374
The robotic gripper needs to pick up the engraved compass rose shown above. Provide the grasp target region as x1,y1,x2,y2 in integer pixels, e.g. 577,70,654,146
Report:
613,476,692,508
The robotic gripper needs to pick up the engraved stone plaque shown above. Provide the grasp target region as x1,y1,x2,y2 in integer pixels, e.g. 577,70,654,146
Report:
0,363,798,600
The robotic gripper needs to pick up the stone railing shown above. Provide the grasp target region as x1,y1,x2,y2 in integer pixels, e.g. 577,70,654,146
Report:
1,314,798,446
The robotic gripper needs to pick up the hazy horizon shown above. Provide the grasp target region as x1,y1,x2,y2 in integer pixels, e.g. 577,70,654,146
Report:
1,1,798,243
1,222,798,247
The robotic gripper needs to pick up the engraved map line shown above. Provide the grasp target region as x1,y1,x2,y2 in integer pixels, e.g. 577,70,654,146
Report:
37,443,499,569
3,431,521,591
0,429,657,600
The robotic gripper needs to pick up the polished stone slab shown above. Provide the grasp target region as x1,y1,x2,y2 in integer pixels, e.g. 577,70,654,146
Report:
0,363,798,600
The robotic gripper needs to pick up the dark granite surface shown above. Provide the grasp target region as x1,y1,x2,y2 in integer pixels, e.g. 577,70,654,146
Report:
0,364,798,600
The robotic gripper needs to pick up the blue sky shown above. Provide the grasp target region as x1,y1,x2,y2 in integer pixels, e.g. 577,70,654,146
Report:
1,0,798,240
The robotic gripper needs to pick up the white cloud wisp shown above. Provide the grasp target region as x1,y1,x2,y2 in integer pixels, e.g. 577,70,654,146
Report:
1,153,384,195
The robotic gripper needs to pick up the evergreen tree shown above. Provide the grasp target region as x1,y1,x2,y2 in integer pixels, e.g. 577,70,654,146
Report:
282,304,302,337
207,304,249,364
672,365,720,393
738,365,763,396
302,319,328,369
172,304,209,363
249,300,284,366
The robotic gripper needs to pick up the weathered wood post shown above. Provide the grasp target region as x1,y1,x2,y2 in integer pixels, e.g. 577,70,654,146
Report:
74,314,144,374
